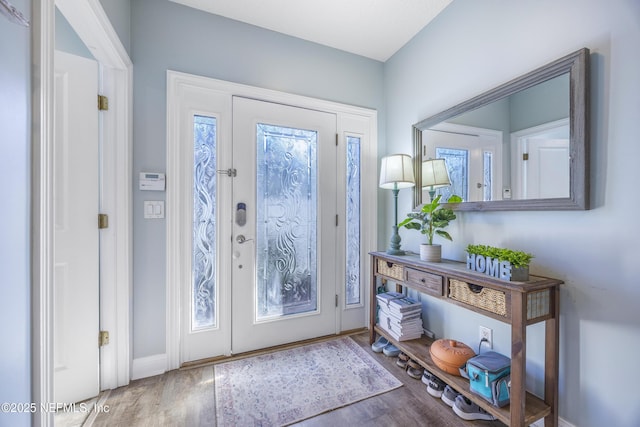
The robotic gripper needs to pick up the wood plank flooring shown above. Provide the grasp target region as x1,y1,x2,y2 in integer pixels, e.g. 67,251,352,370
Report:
86,333,504,427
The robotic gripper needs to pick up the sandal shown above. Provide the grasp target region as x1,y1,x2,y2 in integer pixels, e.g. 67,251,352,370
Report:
406,359,424,380
396,352,410,369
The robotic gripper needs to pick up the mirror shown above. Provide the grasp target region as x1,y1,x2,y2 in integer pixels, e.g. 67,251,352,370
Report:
413,48,590,211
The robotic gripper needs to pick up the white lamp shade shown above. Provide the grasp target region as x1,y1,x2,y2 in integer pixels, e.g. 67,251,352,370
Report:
379,154,415,189
422,158,451,189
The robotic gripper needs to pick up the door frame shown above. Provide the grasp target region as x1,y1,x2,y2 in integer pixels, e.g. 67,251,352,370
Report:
32,1,132,425
166,70,377,370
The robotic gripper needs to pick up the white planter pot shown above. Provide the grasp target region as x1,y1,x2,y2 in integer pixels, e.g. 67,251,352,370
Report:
420,244,441,262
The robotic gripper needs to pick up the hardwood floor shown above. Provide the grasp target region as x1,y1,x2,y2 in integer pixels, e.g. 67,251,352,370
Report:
87,333,503,427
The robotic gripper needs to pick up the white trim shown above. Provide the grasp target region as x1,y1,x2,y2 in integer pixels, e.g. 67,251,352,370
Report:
131,354,168,381
33,1,132,423
32,2,56,425
166,71,377,370
530,416,576,427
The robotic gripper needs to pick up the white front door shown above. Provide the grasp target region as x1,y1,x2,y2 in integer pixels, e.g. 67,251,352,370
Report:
231,97,338,353
168,74,375,366
53,50,100,404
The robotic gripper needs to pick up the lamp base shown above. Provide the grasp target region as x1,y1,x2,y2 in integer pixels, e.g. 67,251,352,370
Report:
386,225,405,256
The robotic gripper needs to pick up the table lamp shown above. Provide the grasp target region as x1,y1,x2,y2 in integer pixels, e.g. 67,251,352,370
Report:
379,154,415,255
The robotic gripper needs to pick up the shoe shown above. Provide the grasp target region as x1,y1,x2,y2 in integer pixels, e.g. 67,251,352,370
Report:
371,336,389,353
382,343,401,357
421,369,436,386
406,359,424,380
452,395,496,421
426,375,446,398
441,385,460,407
396,352,410,369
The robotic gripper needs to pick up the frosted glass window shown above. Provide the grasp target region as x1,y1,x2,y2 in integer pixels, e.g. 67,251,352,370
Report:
192,115,217,330
436,147,469,202
256,124,318,320
346,136,361,306
483,151,493,201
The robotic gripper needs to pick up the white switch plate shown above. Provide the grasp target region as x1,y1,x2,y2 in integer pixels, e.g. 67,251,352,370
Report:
144,201,164,219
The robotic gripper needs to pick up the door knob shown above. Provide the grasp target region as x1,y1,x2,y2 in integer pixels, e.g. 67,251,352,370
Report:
236,235,253,244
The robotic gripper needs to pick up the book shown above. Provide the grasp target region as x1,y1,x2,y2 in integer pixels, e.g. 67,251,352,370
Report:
388,296,421,313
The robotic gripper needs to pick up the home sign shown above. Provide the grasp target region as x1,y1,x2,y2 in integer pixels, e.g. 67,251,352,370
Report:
466,253,513,281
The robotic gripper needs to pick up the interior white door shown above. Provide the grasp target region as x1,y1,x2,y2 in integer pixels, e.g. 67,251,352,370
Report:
523,138,570,199
53,50,100,403
231,97,338,354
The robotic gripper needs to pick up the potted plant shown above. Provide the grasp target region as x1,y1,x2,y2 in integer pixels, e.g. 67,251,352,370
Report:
466,244,534,281
398,194,462,262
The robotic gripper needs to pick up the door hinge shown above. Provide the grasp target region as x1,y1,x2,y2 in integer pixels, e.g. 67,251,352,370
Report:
335,294,339,307
98,94,109,111
336,133,339,146
99,331,109,347
335,214,338,226
98,214,109,229
523,153,529,161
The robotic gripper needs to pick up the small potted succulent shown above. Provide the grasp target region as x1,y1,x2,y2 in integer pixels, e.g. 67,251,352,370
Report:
399,194,462,262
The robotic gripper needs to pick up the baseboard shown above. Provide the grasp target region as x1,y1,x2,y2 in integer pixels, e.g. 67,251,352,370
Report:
131,353,167,380
530,417,575,427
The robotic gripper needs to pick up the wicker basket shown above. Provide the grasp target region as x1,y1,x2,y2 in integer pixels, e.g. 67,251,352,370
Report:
377,259,404,281
448,279,507,317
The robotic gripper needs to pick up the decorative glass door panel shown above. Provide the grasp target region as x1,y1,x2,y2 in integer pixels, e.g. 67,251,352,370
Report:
255,124,318,320
436,147,469,202
192,115,217,330
232,97,337,354
345,136,361,306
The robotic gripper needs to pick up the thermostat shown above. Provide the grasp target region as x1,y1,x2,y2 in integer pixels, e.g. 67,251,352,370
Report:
139,172,165,191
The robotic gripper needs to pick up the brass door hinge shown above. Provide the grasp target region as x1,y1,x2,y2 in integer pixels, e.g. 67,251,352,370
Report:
523,153,529,161
99,331,109,347
98,214,109,229
98,95,109,111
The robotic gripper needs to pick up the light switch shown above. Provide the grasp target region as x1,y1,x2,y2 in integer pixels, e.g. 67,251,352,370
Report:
144,201,165,219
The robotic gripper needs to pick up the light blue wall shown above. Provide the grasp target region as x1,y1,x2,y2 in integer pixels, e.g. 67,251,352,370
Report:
99,0,131,56
384,1,640,426
130,0,384,359
0,0,31,426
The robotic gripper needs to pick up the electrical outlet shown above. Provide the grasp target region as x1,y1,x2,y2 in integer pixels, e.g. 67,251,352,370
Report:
479,325,493,349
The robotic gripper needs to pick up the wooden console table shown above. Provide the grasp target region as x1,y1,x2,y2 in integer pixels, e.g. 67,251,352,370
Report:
369,252,562,427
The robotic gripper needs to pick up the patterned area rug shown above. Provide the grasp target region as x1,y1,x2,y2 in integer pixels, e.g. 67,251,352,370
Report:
214,337,402,426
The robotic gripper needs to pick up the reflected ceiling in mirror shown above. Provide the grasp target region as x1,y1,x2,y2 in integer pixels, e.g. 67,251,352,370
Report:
413,48,590,211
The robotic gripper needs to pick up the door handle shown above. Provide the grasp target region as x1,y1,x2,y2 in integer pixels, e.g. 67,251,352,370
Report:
236,235,253,244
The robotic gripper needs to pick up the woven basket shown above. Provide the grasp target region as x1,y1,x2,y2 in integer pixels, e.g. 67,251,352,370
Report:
376,259,404,281
448,279,507,317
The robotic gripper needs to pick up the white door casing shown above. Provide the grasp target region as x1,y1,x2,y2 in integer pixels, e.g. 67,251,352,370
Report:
33,1,132,425
53,50,100,404
166,71,376,368
423,123,503,202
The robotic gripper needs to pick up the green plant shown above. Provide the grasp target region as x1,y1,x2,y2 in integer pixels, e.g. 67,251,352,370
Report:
398,194,462,245
466,244,534,268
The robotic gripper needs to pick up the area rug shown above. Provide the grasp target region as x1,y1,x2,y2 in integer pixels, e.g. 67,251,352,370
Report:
214,337,402,426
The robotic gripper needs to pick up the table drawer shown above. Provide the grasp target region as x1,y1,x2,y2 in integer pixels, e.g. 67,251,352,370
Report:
405,268,442,296
376,259,404,281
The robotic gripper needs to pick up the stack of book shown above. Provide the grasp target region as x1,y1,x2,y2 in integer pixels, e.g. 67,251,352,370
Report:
376,292,423,341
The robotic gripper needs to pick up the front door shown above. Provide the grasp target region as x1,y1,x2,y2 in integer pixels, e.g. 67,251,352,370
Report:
231,97,338,353
53,50,100,404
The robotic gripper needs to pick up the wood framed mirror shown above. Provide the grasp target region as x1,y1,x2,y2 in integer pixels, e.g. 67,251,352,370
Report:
413,48,590,211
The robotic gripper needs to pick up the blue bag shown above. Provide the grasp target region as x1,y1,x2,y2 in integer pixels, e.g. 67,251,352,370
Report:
460,351,511,407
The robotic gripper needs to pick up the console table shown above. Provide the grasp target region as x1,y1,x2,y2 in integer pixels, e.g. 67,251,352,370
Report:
369,252,562,427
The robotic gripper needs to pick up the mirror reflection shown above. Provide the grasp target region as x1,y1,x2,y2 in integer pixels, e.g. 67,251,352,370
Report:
422,73,569,204
413,48,589,211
